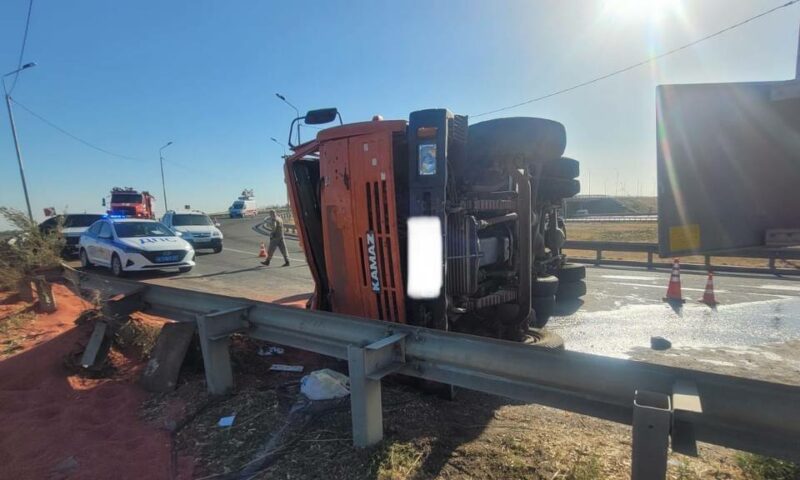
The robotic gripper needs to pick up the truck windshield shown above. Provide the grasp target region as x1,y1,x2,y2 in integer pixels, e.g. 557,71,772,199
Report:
172,215,213,226
111,193,143,203
232,201,244,209
113,222,173,238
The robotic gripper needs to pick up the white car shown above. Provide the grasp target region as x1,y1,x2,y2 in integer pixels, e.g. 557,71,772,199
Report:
161,210,223,253
39,213,105,257
79,217,195,276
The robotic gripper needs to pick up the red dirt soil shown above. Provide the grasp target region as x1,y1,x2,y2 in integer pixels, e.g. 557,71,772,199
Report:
0,284,193,479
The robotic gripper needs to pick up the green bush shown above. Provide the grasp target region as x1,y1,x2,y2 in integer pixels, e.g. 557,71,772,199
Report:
736,453,800,480
0,207,64,291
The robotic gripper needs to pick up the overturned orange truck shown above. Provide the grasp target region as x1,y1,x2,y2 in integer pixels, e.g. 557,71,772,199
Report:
283,108,584,343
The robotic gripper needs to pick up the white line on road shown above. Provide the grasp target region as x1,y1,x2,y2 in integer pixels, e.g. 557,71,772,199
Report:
224,247,306,264
758,284,800,292
613,282,727,293
601,275,659,281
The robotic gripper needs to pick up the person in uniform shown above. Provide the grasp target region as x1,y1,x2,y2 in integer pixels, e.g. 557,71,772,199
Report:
262,209,290,267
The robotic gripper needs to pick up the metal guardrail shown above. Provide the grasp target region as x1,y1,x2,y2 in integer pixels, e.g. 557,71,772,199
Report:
566,214,658,223
62,267,800,479
563,240,800,275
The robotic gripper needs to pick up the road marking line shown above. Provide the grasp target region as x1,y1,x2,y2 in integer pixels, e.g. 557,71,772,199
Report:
614,282,727,293
601,275,659,281
758,284,800,292
223,247,306,264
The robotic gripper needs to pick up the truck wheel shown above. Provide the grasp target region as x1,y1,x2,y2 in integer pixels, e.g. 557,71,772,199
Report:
111,254,125,277
537,178,580,201
533,275,559,297
79,249,93,268
525,328,564,349
213,246,222,253
557,280,587,300
543,156,579,179
532,294,555,328
555,263,586,282
465,118,566,179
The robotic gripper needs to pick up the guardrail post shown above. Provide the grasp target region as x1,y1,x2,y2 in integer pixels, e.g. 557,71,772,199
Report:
196,306,252,395
33,275,57,313
769,255,776,273
647,252,654,270
631,390,671,480
595,249,602,266
16,277,34,302
704,255,711,271
347,333,407,447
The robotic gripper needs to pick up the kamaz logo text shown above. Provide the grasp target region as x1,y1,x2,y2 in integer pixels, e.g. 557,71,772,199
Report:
366,232,380,292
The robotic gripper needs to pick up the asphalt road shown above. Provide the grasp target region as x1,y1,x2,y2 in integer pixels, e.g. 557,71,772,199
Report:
73,216,800,382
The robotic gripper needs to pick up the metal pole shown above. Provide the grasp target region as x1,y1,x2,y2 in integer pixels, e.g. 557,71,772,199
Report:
4,92,33,221
276,93,300,145
159,154,168,212
159,141,173,213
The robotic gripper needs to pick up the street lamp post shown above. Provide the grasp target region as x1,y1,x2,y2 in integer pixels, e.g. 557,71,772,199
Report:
3,62,37,221
159,141,173,213
270,137,286,157
275,93,300,145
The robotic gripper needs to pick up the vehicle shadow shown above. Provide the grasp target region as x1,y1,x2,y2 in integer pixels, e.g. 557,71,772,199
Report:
553,298,584,316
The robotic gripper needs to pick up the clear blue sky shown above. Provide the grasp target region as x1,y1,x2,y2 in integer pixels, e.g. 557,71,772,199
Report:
1,0,799,227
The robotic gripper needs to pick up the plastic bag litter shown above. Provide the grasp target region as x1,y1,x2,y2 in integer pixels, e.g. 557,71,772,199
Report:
300,369,350,400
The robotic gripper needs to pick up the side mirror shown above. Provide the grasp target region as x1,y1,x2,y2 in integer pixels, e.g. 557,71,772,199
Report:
305,108,339,125
175,231,183,237
215,222,221,228
101,198,106,207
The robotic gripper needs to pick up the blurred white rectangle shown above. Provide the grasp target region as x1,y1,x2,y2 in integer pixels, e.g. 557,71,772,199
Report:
407,216,443,299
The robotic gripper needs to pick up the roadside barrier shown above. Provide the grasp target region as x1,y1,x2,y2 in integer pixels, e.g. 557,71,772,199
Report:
563,240,800,276
63,265,800,480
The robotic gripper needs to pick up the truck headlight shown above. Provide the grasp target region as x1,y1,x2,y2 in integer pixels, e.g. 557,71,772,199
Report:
212,230,221,237
406,216,442,299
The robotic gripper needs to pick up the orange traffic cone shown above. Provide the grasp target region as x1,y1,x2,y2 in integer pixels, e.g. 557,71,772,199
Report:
663,258,685,304
258,242,267,258
700,271,718,307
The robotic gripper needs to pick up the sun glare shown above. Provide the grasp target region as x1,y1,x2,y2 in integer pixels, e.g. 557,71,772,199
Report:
602,0,684,23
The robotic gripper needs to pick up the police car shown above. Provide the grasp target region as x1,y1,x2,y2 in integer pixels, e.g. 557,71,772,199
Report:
78,217,195,276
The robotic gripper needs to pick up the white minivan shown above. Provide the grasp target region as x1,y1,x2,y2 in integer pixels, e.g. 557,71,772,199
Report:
229,199,257,218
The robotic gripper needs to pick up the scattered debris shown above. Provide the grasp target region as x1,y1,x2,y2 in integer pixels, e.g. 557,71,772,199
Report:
258,345,285,356
650,336,672,351
300,369,350,400
270,364,304,372
218,415,236,427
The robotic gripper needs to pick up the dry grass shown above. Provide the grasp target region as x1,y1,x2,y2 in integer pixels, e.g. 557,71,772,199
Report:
0,310,35,356
115,316,162,360
0,207,64,291
565,222,793,269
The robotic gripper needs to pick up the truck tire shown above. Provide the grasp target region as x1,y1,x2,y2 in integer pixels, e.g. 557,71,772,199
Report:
555,263,586,282
557,280,587,300
525,328,564,349
537,178,580,201
465,118,566,180
532,294,555,328
533,275,559,297
543,156,579,179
